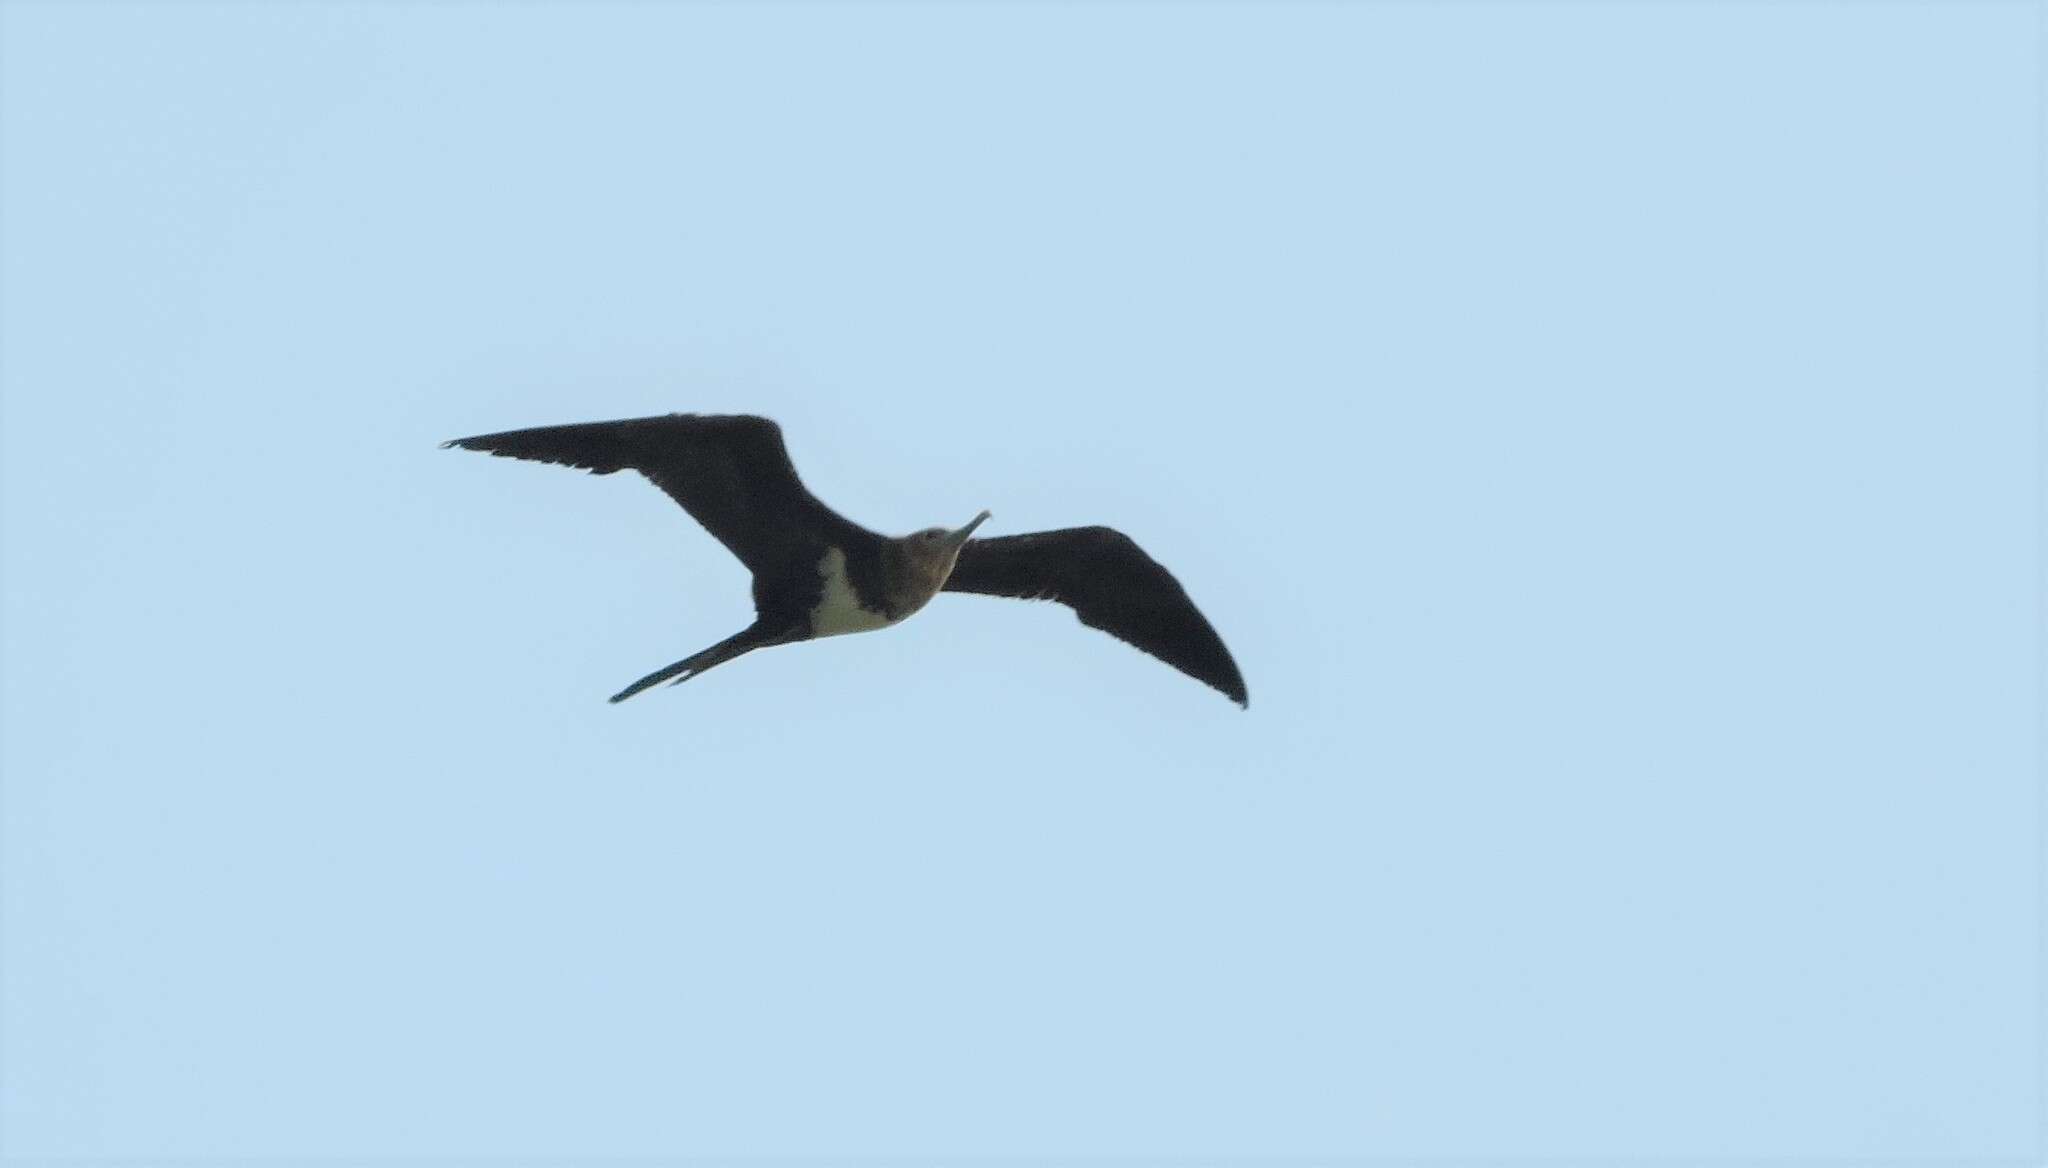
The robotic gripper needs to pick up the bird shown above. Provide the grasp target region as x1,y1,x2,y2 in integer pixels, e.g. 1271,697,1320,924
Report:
443,413,1246,707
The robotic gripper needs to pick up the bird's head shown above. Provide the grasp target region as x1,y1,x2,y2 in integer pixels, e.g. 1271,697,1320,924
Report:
903,509,991,583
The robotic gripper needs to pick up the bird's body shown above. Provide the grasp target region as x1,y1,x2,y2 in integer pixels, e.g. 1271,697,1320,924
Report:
810,546,895,636
445,413,1246,706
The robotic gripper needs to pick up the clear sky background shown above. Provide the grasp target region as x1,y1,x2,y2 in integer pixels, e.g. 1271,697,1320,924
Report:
0,2,2039,1163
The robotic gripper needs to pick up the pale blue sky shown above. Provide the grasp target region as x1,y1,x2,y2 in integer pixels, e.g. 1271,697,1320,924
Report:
0,2,2039,1162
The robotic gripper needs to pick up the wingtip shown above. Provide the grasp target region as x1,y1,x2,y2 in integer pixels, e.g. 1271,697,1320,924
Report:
1219,671,1248,708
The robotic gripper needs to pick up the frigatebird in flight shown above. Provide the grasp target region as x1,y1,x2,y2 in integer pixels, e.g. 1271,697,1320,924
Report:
445,414,1247,706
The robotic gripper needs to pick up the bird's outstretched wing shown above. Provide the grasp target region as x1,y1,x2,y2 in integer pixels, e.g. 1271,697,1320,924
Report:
944,526,1247,706
443,414,873,572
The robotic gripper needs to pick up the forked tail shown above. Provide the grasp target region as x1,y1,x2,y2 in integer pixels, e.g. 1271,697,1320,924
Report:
608,622,795,703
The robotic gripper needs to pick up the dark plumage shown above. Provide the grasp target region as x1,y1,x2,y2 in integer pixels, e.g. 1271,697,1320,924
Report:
945,528,1246,705
444,413,1247,706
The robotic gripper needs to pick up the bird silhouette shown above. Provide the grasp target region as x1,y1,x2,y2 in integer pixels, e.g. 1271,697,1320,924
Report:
445,413,1246,706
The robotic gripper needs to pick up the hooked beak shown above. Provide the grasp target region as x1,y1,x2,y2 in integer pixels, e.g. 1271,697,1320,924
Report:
946,509,992,550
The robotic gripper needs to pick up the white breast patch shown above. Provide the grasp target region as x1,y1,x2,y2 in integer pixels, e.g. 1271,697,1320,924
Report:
810,546,895,637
